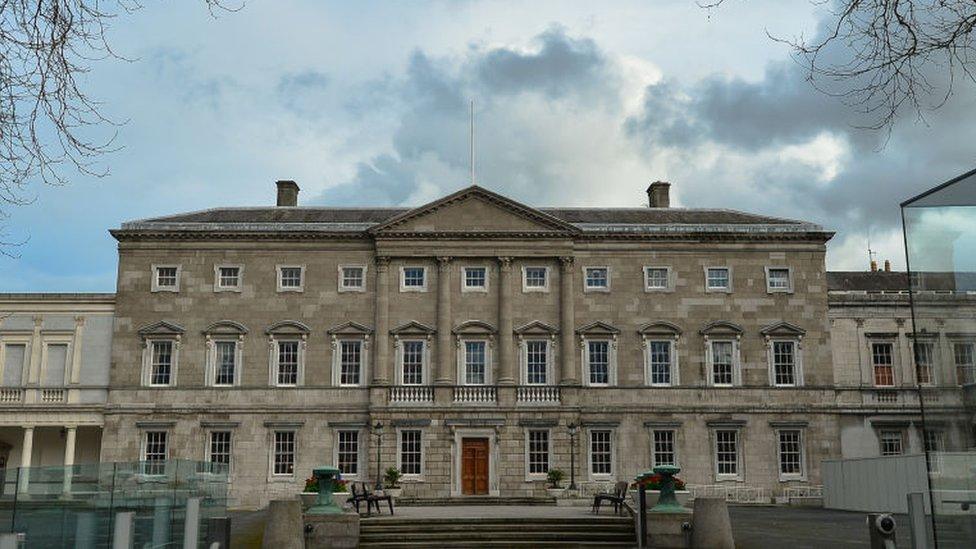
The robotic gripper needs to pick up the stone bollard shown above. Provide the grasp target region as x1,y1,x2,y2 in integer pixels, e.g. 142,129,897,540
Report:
261,499,304,549
690,497,734,549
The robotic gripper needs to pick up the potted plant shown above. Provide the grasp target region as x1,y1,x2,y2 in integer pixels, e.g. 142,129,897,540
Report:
300,474,350,509
630,473,691,508
546,469,566,497
383,467,403,497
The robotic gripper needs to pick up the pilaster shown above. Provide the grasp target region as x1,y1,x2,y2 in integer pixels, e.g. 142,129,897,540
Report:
497,257,515,385
373,257,390,385
435,257,453,385
559,256,578,385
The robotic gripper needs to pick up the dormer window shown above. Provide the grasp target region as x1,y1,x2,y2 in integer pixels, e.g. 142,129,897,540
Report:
152,265,180,292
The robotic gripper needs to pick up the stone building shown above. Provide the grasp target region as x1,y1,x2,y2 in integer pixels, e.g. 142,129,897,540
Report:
104,181,840,509
828,269,975,459
0,293,114,491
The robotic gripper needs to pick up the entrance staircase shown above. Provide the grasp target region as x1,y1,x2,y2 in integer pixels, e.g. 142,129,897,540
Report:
359,516,636,548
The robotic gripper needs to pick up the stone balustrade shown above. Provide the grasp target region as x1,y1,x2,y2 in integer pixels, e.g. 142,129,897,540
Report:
453,385,497,404
41,389,66,403
0,388,23,404
516,385,561,405
389,385,434,404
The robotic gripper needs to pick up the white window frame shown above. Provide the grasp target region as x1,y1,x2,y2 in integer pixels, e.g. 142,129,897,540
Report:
765,266,793,294
142,337,180,387
205,429,234,473
644,338,679,387
457,338,492,386
332,338,366,387
333,429,363,479
461,266,489,293
213,264,243,292
338,264,367,293
276,264,305,293
141,430,169,476
397,428,424,479
270,429,298,479
396,338,428,386
706,338,741,387
879,429,904,456
524,428,551,480
650,429,678,468
582,337,616,387
151,264,181,293
643,266,673,292
206,337,243,387
953,341,975,386
767,338,803,387
270,337,306,387
521,266,550,293
399,266,428,292
582,266,611,293
713,428,742,481
872,341,896,387
913,341,935,386
924,429,945,474
776,429,806,481
520,338,553,385
704,266,732,293
587,428,615,481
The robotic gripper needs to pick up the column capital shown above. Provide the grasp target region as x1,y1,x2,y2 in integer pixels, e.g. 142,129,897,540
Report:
497,257,513,271
559,256,575,270
376,256,391,271
436,256,453,270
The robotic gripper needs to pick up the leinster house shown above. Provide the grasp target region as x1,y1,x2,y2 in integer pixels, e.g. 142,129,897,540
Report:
96,180,850,509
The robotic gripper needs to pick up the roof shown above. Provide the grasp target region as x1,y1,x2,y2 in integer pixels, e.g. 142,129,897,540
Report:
827,272,909,292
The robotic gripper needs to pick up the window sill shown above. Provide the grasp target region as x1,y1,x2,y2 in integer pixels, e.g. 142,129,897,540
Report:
583,287,610,293
522,288,550,293
277,287,304,293
766,288,793,294
461,287,489,293
644,287,673,293
269,475,295,482
338,287,366,293
214,287,242,293
399,287,428,293
705,288,732,294
150,288,180,293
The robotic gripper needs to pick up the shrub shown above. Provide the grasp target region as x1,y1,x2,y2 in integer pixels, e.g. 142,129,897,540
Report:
384,467,402,488
303,475,348,493
546,469,565,488
630,473,686,491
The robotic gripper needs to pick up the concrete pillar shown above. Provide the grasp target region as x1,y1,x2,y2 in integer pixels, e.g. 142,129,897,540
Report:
18,426,33,493
113,511,134,549
497,257,514,385
183,497,201,549
559,257,577,385
690,497,734,548
261,499,303,549
152,497,172,547
63,426,77,494
435,257,453,385
373,257,391,385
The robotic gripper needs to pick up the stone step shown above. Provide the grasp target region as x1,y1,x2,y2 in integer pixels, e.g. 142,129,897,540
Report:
361,518,633,528
396,496,557,506
359,542,636,549
361,531,635,542
361,524,634,534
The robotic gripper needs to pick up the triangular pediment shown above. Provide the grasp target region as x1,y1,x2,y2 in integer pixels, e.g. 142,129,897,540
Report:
327,321,373,336
138,320,185,337
369,186,579,235
576,321,621,336
390,320,437,336
759,321,806,337
514,320,559,335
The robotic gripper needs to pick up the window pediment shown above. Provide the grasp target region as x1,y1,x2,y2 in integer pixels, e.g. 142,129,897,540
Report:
514,320,559,336
575,321,621,337
699,321,743,337
638,321,683,337
267,320,312,336
327,321,373,337
203,320,248,336
759,321,806,338
390,321,436,337
453,320,497,336
138,320,185,338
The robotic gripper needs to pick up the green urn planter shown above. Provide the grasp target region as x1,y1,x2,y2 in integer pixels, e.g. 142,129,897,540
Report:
307,466,343,515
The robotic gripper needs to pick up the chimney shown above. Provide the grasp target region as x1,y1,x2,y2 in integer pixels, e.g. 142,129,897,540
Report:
870,260,878,272
647,181,671,208
884,259,891,272
276,180,300,207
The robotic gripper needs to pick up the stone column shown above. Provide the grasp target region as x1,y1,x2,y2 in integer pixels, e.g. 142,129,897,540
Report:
19,426,34,493
436,257,454,385
497,257,515,385
559,257,577,385
373,257,391,385
63,426,77,493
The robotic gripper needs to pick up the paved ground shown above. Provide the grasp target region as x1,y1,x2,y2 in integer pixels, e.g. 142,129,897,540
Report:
230,504,925,548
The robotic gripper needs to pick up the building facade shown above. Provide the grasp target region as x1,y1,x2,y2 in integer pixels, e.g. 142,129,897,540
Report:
103,182,842,509
0,293,114,492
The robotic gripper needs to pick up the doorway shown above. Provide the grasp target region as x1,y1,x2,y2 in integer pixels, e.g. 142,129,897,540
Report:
461,438,489,495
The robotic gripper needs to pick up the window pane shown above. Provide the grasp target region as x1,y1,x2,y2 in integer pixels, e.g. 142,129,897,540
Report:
277,341,299,385
590,430,612,475
645,268,668,289
707,268,729,289
403,267,425,287
150,341,173,386
401,341,424,385
778,430,802,475
914,342,934,384
273,431,296,475
465,267,486,288
218,267,239,287
649,341,671,385
526,341,548,384
880,430,903,456
872,343,894,386
715,430,738,475
337,431,359,475
464,341,486,385
280,267,302,287
712,341,734,385
525,267,547,288
768,268,790,289
144,431,167,475
342,267,364,288
400,430,422,475
954,343,975,385
528,430,550,474
209,431,232,466
585,268,608,288
156,267,177,287
652,430,676,466
773,341,796,386
588,341,609,385
215,341,236,386
340,341,362,385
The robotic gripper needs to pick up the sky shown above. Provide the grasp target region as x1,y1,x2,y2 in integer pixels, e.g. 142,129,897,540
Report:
2,0,975,292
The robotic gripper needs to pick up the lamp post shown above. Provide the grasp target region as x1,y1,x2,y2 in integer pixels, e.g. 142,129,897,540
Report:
567,422,579,491
372,421,384,491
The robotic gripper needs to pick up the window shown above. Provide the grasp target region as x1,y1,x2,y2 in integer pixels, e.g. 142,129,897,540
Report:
706,267,731,291
586,340,611,386
149,340,174,386
589,430,613,477
652,430,676,467
1,343,26,387
914,342,934,385
339,340,362,386
772,341,797,386
401,266,427,291
879,430,903,456
924,430,944,473
277,265,304,292
766,267,792,293
463,341,487,385
211,341,236,386
462,267,488,291
209,431,232,468
872,343,895,387
336,431,360,476
339,265,366,292
584,267,610,291
527,430,550,475
647,341,673,386
525,340,549,385
214,265,242,291
400,341,424,385
644,267,670,291
523,267,549,292
711,341,735,386
272,431,296,476
714,430,739,477
276,340,300,386
152,265,180,292
143,431,168,475
954,342,975,385
778,430,804,478
399,430,422,476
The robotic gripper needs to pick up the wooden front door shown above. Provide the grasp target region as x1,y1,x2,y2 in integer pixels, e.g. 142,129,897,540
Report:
461,438,490,495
